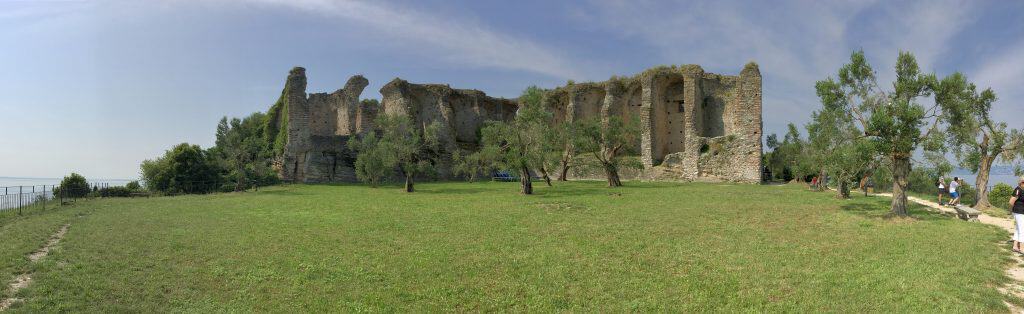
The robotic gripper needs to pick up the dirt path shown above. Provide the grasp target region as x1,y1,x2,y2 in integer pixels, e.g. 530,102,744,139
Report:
873,192,1023,312
0,224,69,312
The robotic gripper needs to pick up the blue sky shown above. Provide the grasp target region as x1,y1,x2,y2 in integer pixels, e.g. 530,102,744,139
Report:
1,0,1023,180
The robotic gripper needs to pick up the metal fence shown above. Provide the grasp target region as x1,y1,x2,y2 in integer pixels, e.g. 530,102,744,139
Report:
0,183,110,215
1,179,273,217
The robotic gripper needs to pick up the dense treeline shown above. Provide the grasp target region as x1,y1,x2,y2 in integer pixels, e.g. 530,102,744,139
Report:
764,50,1023,215
141,112,278,194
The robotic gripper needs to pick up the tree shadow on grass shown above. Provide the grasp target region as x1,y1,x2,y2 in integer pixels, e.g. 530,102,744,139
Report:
254,187,315,196
839,201,953,222
533,186,634,199
415,186,501,195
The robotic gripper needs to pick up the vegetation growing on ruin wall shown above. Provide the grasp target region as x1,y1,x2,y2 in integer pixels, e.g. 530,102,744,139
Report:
264,85,290,156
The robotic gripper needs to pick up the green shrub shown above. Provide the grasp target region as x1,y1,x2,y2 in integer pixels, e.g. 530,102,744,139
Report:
126,181,141,191
956,183,978,206
990,183,1015,209
98,186,132,197
55,173,90,198
141,143,221,194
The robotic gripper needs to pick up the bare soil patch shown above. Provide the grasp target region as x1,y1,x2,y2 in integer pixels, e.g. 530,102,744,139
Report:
0,224,70,312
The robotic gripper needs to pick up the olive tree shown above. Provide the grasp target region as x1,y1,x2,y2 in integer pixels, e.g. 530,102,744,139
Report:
375,114,442,193
347,130,394,187
815,50,961,216
573,116,642,187
480,86,551,194
937,74,1024,209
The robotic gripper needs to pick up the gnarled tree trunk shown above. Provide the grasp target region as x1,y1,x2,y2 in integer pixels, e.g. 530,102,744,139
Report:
558,150,572,181
975,155,994,209
974,135,994,209
605,165,622,187
891,156,911,217
836,178,850,199
539,165,553,187
405,173,415,193
520,166,533,195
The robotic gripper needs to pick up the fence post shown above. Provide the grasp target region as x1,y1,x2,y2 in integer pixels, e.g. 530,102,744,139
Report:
42,185,46,210
19,186,23,215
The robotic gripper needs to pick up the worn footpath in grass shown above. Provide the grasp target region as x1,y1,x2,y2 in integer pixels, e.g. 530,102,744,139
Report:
2,181,1015,312
0,204,88,300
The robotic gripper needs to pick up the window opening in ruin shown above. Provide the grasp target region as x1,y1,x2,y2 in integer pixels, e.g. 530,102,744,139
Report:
701,96,725,137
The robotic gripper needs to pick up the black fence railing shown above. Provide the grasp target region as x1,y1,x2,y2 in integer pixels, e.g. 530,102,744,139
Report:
0,183,108,215
151,179,270,196
1,179,274,217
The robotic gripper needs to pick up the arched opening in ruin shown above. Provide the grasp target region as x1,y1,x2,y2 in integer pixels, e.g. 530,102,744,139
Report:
574,87,605,122
449,93,480,144
662,79,686,156
701,96,725,137
650,77,687,164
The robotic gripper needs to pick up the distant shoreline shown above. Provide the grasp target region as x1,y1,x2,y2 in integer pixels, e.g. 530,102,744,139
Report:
0,177,135,188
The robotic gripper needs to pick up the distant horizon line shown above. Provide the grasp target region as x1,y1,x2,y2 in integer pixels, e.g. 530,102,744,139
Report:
0,176,134,181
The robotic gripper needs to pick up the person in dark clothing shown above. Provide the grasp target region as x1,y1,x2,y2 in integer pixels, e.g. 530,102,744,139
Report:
1010,176,1024,254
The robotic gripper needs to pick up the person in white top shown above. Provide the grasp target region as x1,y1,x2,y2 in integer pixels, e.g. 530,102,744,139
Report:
936,177,946,205
949,177,961,206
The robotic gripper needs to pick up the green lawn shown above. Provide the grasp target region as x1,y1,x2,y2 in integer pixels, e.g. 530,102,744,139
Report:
1,181,1016,312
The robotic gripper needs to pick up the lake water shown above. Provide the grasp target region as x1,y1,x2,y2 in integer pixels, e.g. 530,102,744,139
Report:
951,165,1020,188
0,177,136,211
0,177,135,189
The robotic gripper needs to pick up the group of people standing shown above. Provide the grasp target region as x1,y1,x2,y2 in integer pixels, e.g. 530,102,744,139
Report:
935,177,964,206
939,176,1024,255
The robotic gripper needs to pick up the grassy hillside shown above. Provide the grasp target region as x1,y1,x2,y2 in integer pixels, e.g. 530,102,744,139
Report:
1,182,1014,312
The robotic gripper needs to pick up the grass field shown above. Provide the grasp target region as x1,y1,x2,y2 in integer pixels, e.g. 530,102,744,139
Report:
0,181,1016,312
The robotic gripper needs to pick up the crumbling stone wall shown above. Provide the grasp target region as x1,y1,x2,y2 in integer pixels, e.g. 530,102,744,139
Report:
547,63,762,183
270,63,761,184
269,68,516,183
379,78,518,152
269,67,371,183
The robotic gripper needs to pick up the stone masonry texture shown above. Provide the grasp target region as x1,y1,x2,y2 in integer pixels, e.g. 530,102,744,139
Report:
270,63,762,183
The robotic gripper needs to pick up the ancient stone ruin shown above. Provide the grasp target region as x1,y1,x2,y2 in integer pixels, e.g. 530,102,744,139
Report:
545,63,763,183
267,67,517,183
266,63,762,184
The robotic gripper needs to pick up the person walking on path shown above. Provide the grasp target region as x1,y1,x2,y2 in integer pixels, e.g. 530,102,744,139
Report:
949,177,961,206
937,177,946,205
1009,176,1024,253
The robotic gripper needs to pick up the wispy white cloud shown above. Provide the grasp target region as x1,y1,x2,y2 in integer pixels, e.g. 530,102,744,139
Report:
570,0,872,83
211,0,583,79
972,39,1024,126
568,0,875,135
570,0,980,136
862,0,978,84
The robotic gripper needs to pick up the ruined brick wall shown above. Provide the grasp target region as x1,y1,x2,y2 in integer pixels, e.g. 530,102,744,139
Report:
271,63,761,184
550,63,762,183
271,67,371,183
270,69,516,183
379,78,518,152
